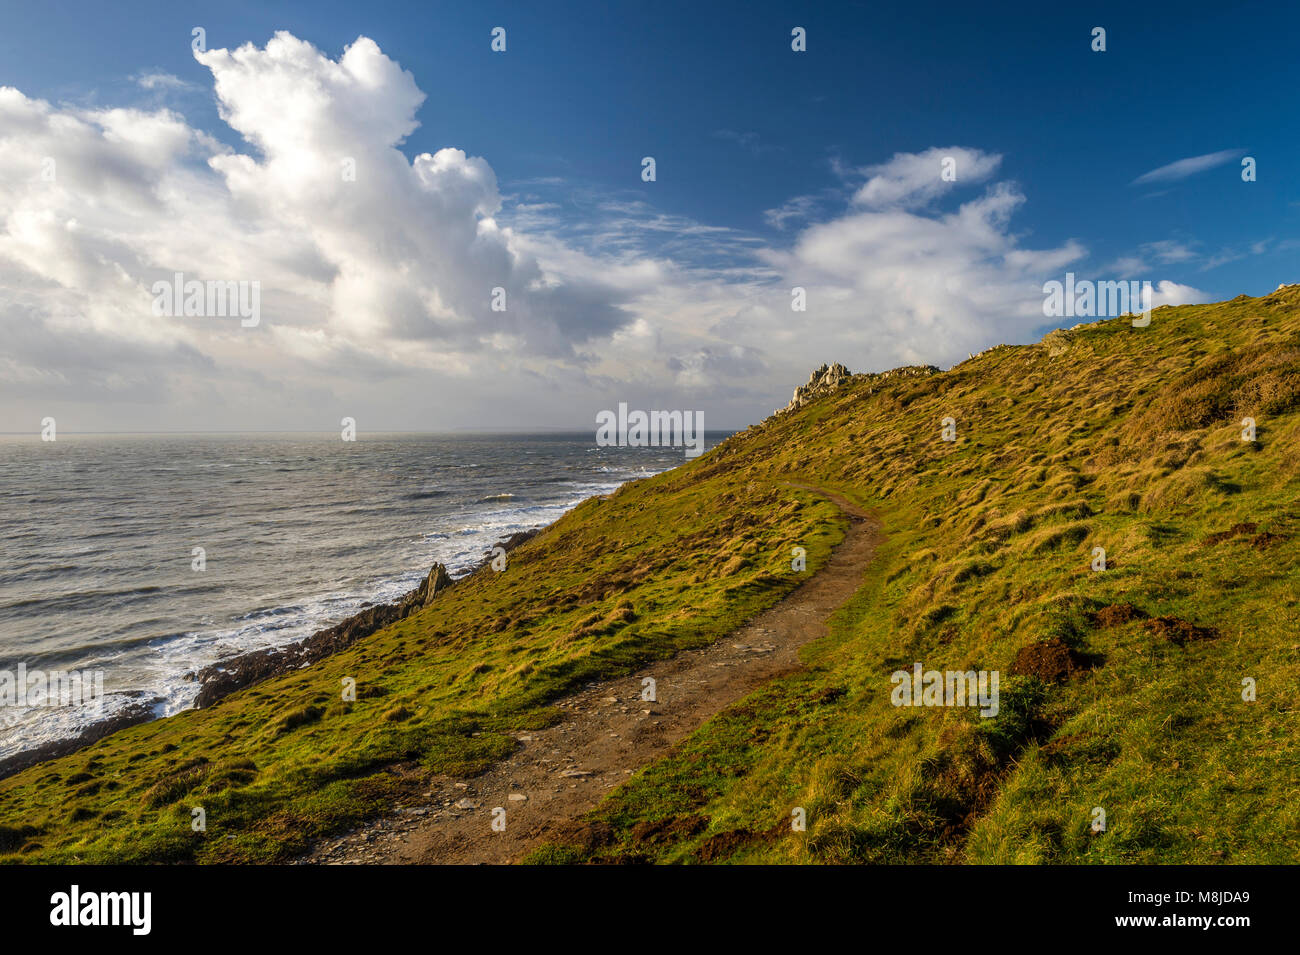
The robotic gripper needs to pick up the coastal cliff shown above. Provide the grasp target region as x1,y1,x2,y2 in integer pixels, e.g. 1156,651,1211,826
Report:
3,288,1299,864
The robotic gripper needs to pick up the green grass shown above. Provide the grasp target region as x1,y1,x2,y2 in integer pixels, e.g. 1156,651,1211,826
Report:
5,288,1300,864
524,290,1300,864
0,477,842,862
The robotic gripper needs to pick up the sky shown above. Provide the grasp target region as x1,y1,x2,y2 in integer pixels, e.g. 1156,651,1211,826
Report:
0,0,1296,432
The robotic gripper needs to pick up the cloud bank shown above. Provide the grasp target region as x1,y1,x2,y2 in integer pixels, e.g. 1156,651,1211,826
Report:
0,33,1211,431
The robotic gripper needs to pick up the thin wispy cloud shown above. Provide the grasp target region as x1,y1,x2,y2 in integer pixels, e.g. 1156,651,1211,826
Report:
1105,237,1272,283
713,129,779,155
1131,149,1244,185
1107,239,1198,276
851,147,1002,209
132,71,199,91
763,195,820,230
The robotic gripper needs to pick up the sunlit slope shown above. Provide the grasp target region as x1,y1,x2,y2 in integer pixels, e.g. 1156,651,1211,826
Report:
0,452,843,862
533,289,1300,864
4,288,1299,864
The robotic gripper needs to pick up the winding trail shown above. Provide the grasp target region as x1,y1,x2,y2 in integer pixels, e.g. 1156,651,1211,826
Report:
299,486,879,865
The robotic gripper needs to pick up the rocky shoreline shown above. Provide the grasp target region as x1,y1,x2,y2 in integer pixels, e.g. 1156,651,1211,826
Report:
0,528,539,781
0,699,157,782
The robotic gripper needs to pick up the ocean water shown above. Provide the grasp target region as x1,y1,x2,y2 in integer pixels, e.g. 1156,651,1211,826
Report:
0,432,721,761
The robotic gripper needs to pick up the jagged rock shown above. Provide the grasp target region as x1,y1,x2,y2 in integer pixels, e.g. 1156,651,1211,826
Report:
421,562,452,608
781,362,853,414
211,542,531,717
1041,329,1073,358
877,365,940,381
189,537,540,714
768,362,941,420
389,560,455,616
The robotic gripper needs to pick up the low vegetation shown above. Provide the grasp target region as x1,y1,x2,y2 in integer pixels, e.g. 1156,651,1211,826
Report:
4,288,1299,863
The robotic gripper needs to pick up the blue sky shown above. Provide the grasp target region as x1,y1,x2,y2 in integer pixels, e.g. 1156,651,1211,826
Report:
0,0,1294,430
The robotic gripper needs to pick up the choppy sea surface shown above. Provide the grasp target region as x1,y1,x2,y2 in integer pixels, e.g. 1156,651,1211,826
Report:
0,432,723,761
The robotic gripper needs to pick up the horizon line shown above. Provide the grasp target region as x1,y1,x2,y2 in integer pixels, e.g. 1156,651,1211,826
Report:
0,427,742,436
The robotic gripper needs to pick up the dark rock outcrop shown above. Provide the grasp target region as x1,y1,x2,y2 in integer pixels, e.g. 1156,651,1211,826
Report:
192,528,540,709
192,560,459,710
420,563,453,609
0,698,156,781
1,527,549,780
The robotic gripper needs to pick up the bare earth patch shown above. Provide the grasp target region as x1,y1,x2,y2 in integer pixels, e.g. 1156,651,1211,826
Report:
1009,637,1092,683
298,486,880,865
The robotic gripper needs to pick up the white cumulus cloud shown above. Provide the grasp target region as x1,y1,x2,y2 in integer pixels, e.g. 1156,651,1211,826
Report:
0,39,1226,432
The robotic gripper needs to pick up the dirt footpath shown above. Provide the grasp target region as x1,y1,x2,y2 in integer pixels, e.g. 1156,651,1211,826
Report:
299,486,879,864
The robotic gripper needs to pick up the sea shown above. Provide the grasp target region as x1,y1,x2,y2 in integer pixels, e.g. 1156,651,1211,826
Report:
0,432,723,762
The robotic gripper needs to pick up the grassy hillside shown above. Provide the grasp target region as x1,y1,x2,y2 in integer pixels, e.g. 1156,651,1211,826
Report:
4,289,1300,863
530,289,1300,864
0,447,844,862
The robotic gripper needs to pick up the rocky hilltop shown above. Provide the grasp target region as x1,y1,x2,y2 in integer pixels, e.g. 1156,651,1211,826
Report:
772,361,941,417
781,362,853,414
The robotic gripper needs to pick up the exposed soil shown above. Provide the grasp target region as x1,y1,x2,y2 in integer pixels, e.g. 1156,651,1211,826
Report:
1202,522,1258,546
1092,602,1146,628
1009,637,1092,683
1201,522,1287,550
298,485,880,865
1145,615,1220,646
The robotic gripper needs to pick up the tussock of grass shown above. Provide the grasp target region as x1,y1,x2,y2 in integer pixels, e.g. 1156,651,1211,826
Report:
528,291,1300,865
7,290,1300,864
0,465,841,862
